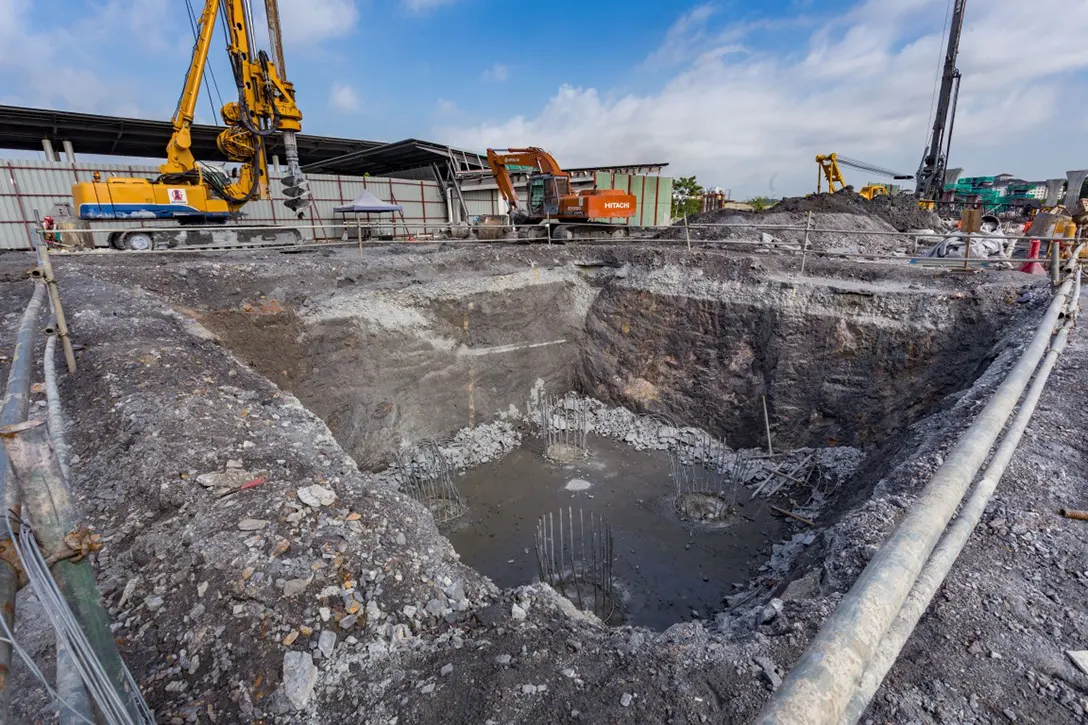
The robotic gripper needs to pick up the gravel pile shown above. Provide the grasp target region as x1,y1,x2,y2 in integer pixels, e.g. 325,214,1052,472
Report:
771,190,943,232
656,191,944,255
439,421,521,470
375,421,522,489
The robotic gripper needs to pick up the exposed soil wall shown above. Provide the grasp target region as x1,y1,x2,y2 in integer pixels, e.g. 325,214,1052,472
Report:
200,270,595,471
580,266,1011,451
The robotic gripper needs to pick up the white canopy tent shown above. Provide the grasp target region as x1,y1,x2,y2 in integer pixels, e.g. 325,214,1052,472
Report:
334,189,405,241
333,189,404,214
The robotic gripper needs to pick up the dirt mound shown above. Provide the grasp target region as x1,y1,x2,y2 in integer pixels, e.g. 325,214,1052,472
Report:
771,190,942,232
772,189,874,216
658,210,910,255
679,191,942,234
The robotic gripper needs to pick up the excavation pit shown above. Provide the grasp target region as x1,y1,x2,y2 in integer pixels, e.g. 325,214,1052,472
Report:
444,434,791,630
21,245,1051,723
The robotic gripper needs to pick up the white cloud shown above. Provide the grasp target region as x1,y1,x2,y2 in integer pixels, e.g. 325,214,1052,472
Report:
439,0,1088,198
482,63,509,82
641,3,717,68
269,0,359,44
436,99,459,114
401,0,460,12
0,0,140,113
329,82,361,112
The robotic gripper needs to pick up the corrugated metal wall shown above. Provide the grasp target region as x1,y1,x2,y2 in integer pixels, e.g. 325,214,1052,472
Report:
0,159,449,249
594,172,672,226
0,159,673,249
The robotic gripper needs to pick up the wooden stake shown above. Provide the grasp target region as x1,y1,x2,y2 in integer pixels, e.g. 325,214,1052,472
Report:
771,505,815,526
762,395,773,456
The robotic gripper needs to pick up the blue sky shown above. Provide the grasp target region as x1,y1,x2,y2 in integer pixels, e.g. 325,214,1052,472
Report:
3,0,1088,197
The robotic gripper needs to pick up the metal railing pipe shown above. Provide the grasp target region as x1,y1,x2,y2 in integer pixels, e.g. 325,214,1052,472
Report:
43,333,71,483
842,276,1079,724
0,281,45,722
755,275,1075,725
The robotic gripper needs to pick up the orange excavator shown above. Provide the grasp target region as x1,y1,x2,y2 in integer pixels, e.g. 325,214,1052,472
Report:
486,147,637,239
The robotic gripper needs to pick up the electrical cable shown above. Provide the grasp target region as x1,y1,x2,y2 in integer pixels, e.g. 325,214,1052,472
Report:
0,511,153,724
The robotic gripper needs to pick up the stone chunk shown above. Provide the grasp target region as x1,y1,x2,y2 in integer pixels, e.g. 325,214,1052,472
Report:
283,652,317,710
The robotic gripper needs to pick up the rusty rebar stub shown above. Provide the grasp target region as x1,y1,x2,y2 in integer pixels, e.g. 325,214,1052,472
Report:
1059,508,1088,521
46,524,103,566
0,419,45,437
0,539,28,589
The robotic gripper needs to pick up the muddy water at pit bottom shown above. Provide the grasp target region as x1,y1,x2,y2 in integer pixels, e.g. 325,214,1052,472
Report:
445,435,787,631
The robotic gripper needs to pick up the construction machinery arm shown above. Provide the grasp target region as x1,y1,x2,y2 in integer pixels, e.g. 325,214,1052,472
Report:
159,0,310,211
161,0,219,175
486,147,568,210
916,0,967,200
816,154,846,194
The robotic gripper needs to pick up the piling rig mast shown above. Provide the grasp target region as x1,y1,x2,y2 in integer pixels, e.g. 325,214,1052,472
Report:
71,0,312,250
915,0,967,206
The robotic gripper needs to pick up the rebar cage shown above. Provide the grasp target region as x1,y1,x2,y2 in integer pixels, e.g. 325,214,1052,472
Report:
539,393,591,462
534,507,616,622
668,431,755,524
395,440,468,524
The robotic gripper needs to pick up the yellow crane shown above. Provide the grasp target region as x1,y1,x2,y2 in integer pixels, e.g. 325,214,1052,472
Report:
71,0,312,250
816,153,914,201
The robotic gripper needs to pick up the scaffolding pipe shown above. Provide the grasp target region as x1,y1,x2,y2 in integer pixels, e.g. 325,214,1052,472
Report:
842,282,1079,724
0,421,144,722
43,333,71,483
44,331,91,723
0,281,45,722
755,275,1075,725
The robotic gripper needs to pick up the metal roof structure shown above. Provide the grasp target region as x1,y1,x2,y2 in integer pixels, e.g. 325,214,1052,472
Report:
0,105,380,166
457,162,670,182
301,139,489,176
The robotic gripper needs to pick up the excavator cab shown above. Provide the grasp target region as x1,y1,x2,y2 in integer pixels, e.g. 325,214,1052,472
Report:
528,173,572,217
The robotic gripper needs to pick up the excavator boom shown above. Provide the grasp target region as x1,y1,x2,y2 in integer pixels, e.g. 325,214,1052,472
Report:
485,147,636,226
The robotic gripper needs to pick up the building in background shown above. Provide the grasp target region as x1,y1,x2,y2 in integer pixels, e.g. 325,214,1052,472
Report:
0,105,673,248
944,173,1049,213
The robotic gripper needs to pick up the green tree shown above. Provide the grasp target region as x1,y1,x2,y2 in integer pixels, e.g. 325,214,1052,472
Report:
744,196,777,212
671,175,705,218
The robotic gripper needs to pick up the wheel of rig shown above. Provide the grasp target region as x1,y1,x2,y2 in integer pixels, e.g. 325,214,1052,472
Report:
551,225,574,242
120,232,154,251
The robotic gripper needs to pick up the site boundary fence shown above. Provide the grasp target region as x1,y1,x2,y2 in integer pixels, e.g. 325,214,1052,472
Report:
30,219,1086,271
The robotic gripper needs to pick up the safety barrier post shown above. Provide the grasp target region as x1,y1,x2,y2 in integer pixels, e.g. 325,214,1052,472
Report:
1051,239,1061,286
34,243,76,373
800,211,812,274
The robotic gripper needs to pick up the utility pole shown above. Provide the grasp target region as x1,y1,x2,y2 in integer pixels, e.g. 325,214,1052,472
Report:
915,0,967,203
